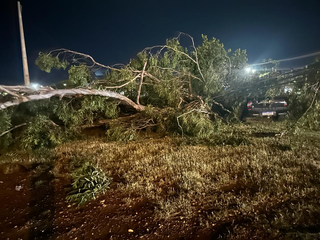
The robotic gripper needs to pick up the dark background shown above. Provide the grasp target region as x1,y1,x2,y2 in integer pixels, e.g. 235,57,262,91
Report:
1,0,320,85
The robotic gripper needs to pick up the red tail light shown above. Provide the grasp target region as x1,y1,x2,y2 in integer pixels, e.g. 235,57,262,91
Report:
247,101,252,110
283,101,287,107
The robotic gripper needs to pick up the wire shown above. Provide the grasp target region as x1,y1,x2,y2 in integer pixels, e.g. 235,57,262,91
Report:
250,51,320,66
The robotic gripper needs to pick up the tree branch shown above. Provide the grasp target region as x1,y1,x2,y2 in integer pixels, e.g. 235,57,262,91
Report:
0,86,22,98
49,48,121,71
0,85,145,111
104,75,141,89
0,123,27,138
143,43,205,82
137,61,147,105
212,100,231,113
295,82,320,125
178,32,206,83
177,109,209,136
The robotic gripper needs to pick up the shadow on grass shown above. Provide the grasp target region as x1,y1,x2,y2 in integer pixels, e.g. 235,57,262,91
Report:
29,162,55,239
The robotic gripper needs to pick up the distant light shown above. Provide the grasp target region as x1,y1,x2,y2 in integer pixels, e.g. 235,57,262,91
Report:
284,86,292,93
63,83,67,86
245,67,257,74
31,83,39,90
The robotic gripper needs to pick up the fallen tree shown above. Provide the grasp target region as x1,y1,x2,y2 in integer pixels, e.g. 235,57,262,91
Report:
0,33,252,150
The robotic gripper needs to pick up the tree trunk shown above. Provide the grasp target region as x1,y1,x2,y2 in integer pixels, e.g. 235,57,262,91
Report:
0,86,145,111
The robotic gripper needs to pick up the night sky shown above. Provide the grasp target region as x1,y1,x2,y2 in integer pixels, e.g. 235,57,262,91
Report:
1,0,320,85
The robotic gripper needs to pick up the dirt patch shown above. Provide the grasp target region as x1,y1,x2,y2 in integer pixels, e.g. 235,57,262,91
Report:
0,164,212,240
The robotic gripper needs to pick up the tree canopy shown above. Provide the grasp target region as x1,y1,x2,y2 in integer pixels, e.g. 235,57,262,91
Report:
34,33,249,109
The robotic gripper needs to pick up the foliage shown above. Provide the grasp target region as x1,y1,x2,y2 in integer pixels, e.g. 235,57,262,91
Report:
262,58,280,69
265,87,286,98
298,101,320,130
106,124,136,142
143,106,221,138
1,100,66,151
35,52,91,87
140,35,248,107
54,96,119,126
0,95,120,151
32,34,251,126
287,79,320,130
30,34,320,136
228,100,246,122
35,52,68,73
104,67,137,99
14,99,56,119
289,84,314,119
0,110,12,148
67,161,112,205
193,35,229,98
68,64,92,87
230,49,248,69
152,79,182,108
21,115,64,150
80,96,119,121
142,105,177,135
179,111,219,138
53,100,82,127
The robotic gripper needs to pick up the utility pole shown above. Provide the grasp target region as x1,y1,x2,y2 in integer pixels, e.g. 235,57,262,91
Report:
17,1,30,85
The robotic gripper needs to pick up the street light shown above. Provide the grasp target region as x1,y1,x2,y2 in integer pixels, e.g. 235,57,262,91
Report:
245,67,256,74
31,83,39,90
245,67,251,73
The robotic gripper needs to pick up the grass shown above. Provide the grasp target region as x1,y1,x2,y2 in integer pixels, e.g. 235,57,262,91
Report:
1,121,320,239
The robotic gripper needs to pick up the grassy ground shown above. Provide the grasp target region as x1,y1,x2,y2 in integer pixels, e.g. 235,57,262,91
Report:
1,121,320,239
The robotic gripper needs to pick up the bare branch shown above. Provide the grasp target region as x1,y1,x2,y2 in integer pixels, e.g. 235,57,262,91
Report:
178,32,206,83
0,86,22,98
0,123,27,138
144,73,161,83
150,66,202,82
49,48,121,71
212,100,231,113
137,61,148,105
103,75,141,89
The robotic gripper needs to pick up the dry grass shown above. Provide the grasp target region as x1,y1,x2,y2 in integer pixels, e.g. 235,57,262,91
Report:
51,122,320,239
1,121,320,239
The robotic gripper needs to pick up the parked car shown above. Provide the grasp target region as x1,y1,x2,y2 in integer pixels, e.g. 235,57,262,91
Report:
242,96,288,121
